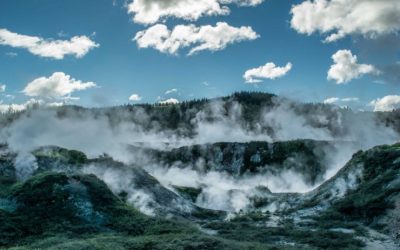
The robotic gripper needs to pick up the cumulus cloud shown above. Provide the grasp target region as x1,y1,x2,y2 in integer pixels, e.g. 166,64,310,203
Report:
0,28,99,59
0,102,30,113
159,98,179,104
323,97,339,104
134,22,259,55
0,84,5,92
327,50,377,84
165,88,178,95
290,0,400,42
22,72,96,99
244,62,292,83
129,94,142,101
323,97,359,104
0,99,44,113
370,95,400,112
223,0,264,6
0,98,66,113
127,0,264,25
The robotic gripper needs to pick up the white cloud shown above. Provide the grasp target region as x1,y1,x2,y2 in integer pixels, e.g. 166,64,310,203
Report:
127,0,264,25
341,97,359,102
45,102,64,107
0,99,41,113
223,0,264,6
0,84,5,92
290,0,400,42
243,62,292,83
5,52,17,57
370,95,400,112
128,0,228,25
129,94,142,101
0,98,66,113
0,28,99,59
323,97,339,104
134,22,259,55
23,72,96,99
0,102,32,113
0,104,23,113
323,97,359,104
159,98,179,104
165,88,178,95
327,50,377,84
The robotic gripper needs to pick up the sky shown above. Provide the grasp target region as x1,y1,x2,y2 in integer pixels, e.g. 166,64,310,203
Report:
0,0,399,111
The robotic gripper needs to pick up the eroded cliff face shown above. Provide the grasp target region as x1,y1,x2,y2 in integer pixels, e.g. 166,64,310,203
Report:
142,140,345,184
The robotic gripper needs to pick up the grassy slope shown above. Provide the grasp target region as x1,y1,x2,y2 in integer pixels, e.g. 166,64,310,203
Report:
0,172,284,250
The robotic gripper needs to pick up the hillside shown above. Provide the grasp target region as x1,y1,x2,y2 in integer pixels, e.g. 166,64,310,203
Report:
0,143,399,249
0,92,399,249
1,92,399,140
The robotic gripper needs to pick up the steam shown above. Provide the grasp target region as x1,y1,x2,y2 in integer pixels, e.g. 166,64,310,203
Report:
191,100,272,144
14,153,38,180
1,98,397,156
261,100,334,141
0,95,398,214
145,165,313,212
82,164,156,216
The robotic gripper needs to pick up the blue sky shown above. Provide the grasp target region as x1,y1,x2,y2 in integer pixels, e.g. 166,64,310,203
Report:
0,0,399,110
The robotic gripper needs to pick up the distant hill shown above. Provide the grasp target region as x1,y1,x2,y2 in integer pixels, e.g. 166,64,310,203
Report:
1,91,399,141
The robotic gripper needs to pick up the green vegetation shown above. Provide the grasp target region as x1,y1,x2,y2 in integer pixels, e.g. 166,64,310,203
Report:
202,217,364,249
0,172,265,249
319,144,400,229
0,153,16,196
0,172,187,246
33,146,88,166
6,234,275,250
173,185,202,202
